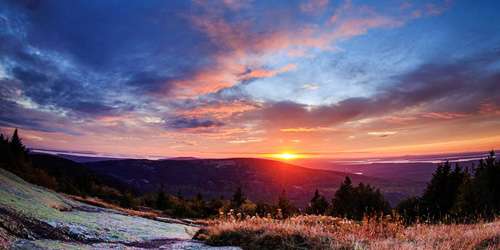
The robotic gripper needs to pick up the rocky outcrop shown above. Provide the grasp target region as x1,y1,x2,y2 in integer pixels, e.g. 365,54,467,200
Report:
0,168,239,249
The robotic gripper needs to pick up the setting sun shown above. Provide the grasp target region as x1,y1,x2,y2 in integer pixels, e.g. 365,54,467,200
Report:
274,152,299,160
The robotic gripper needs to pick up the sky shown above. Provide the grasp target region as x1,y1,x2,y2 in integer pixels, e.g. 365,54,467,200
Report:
1,0,500,159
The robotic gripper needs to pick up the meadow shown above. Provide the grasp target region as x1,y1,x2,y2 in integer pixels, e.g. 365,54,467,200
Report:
196,215,500,249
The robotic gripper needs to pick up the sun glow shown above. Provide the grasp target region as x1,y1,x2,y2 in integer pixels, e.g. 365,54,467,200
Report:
274,152,299,160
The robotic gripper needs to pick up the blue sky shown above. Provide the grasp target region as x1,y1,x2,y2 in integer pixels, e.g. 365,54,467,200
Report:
1,0,499,158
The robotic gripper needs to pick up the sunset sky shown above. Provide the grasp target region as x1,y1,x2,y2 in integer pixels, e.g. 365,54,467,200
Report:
1,0,499,159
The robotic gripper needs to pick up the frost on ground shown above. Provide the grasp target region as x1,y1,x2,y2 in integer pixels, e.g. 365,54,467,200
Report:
0,169,240,249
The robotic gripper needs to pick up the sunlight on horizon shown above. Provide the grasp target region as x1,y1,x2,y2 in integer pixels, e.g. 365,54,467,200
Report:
272,152,302,160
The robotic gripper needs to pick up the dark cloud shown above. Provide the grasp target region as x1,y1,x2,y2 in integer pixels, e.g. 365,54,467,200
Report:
11,67,48,83
0,98,81,135
170,85,254,111
0,0,224,126
126,72,176,94
9,68,125,117
65,101,115,116
4,0,215,80
167,117,224,130
0,18,123,119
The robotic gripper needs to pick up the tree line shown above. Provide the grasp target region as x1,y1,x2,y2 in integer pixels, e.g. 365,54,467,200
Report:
0,129,127,203
397,153,500,224
1,129,498,223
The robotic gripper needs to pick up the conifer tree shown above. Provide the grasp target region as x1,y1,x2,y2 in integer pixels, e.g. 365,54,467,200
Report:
306,189,329,215
156,188,169,210
10,129,27,155
277,189,297,218
420,161,464,221
330,176,354,217
231,186,246,209
330,176,389,220
455,151,499,219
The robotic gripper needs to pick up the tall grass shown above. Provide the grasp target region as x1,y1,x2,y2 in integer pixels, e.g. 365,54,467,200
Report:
195,215,500,249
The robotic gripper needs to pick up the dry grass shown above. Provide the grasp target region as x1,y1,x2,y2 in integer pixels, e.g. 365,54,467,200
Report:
195,215,500,250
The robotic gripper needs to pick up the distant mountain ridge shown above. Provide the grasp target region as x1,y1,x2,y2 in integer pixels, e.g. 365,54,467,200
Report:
83,157,417,207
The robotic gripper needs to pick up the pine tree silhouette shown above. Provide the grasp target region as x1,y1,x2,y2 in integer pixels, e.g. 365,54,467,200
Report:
330,176,389,220
330,176,354,218
231,186,246,209
156,186,169,210
306,189,329,215
10,129,26,155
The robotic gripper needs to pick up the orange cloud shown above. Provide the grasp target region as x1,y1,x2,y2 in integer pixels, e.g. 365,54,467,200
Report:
280,127,337,132
332,16,401,38
176,0,420,97
422,112,468,120
383,115,418,124
178,101,260,119
228,137,263,144
240,64,297,81
367,131,397,137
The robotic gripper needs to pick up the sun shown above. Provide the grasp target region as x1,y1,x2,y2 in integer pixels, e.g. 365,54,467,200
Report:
274,152,299,160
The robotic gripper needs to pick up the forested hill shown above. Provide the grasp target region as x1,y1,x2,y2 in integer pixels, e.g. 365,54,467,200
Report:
83,157,416,207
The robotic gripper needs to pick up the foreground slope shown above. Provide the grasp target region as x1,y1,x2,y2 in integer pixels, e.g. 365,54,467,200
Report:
0,168,238,249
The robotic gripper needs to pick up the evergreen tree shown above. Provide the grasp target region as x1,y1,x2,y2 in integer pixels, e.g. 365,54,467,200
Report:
396,196,421,224
0,133,9,166
330,176,354,218
452,168,475,219
255,202,275,217
330,177,389,220
420,161,464,222
156,189,170,210
192,193,207,217
352,183,390,219
0,133,6,144
454,151,500,220
397,152,499,223
120,192,136,208
277,189,296,218
231,186,246,209
0,129,31,177
206,196,225,216
10,129,27,155
306,189,329,215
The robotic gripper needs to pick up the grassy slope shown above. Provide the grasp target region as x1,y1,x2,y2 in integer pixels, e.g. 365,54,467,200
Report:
196,215,500,250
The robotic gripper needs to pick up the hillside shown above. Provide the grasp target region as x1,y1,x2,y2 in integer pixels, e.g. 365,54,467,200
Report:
0,168,238,249
30,153,132,192
83,158,416,207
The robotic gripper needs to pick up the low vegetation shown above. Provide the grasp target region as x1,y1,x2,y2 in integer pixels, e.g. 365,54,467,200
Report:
196,215,500,249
